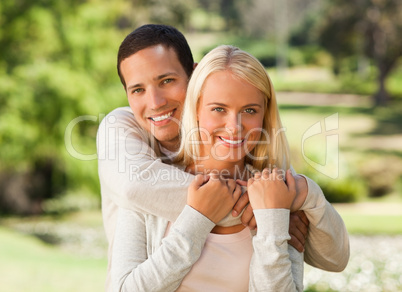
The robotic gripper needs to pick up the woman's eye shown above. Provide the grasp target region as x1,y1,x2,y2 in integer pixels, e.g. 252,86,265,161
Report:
212,107,224,112
244,108,256,114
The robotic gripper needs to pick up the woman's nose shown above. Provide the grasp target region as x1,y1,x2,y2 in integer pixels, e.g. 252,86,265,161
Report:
225,114,242,135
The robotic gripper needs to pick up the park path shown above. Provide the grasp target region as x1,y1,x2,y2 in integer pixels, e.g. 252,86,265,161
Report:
277,91,371,107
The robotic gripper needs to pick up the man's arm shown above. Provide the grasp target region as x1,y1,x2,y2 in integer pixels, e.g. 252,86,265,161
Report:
299,175,350,272
97,107,240,226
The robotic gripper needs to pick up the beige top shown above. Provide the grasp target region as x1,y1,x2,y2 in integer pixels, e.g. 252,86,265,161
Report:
167,223,253,291
111,206,304,291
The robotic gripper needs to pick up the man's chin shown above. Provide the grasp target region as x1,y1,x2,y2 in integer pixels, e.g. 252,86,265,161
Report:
154,133,180,147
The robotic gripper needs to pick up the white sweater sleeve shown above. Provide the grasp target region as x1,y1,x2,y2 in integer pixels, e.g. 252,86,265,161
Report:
111,205,215,292
249,209,304,292
97,107,191,222
299,175,350,272
97,107,239,226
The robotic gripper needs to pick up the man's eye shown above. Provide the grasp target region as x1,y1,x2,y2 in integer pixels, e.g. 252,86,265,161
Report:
212,107,224,112
244,108,256,114
132,88,144,94
162,78,174,84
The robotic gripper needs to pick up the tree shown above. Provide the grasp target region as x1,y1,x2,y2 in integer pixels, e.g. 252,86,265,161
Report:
0,0,203,215
0,0,128,214
317,0,402,105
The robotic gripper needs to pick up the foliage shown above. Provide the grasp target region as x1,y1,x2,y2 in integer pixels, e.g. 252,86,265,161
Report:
295,164,364,203
316,0,402,105
0,0,128,214
1,0,401,215
358,156,402,198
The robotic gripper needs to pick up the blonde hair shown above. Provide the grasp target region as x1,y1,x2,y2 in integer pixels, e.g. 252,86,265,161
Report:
176,45,290,171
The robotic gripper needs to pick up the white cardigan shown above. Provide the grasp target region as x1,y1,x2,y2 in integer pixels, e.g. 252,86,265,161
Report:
111,206,304,291
97,107,350,291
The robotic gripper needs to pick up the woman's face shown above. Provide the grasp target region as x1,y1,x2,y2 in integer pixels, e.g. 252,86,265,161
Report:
197,70,265,165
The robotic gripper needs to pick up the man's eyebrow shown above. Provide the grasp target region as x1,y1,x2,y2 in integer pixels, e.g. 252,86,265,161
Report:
126,72,180,91
127,83,142,91
154,72,179,81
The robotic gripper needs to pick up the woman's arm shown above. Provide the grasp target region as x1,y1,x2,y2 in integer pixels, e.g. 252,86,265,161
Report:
249,209,303,292
111,206,215,292
247,169,303,291
111,174,242,291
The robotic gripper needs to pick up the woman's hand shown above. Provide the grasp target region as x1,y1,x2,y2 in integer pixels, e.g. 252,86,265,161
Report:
247,168,296,210
187,173,242,224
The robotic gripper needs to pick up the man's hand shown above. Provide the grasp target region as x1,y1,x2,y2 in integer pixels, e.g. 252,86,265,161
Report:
232,172,309,232
232,180,257,229
288,210,309,252
291,174,308,212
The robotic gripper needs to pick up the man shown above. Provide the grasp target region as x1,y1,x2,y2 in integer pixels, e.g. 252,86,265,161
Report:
97,24,349,290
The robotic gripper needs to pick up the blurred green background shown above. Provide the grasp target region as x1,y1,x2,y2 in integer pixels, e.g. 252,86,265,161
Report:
0,0,401,291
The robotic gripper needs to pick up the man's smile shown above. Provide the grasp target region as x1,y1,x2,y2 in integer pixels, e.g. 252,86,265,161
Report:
148,109,177,124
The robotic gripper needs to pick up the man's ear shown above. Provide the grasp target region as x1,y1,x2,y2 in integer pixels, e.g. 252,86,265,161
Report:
193,62,198,70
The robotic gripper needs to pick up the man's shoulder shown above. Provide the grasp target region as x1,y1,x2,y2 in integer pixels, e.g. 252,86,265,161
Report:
97,106,151,142
99,106,144,132
104,106,138,125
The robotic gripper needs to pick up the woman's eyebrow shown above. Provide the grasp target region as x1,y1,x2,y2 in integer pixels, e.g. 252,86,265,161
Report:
206,102,262,108
206,102,227,106
242,103,262,108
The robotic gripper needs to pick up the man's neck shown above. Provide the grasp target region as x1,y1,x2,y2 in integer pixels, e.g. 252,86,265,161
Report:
159,138,180,153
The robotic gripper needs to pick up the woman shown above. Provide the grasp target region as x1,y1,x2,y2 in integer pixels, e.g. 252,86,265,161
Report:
111,45,303,291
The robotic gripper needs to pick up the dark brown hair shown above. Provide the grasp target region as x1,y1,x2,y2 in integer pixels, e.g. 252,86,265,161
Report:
117,24,194,88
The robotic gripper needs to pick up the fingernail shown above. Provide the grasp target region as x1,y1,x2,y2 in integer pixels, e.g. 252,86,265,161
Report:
232,210,238,217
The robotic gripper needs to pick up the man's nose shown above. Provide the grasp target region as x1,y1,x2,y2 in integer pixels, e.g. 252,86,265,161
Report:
148,87,167,110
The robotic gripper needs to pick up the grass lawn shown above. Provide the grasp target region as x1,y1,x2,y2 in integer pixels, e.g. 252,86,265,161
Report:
334,202,402,235
0,224,106,292
341,213,402,235
1,199,401,292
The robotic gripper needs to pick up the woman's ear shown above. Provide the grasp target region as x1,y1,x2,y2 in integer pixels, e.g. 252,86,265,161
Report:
193,62,198,70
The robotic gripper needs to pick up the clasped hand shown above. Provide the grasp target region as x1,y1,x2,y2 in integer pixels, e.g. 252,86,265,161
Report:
187,169,309,252
247,168,296,210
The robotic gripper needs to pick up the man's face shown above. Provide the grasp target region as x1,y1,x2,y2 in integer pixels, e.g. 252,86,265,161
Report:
120,45,189,150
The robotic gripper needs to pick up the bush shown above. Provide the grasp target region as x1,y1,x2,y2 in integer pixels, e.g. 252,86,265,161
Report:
291,150,364,203
359,157,401,198
318,177,364,203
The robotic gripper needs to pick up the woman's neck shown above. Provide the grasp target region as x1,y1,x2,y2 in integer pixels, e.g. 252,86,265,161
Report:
188,159,250,181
